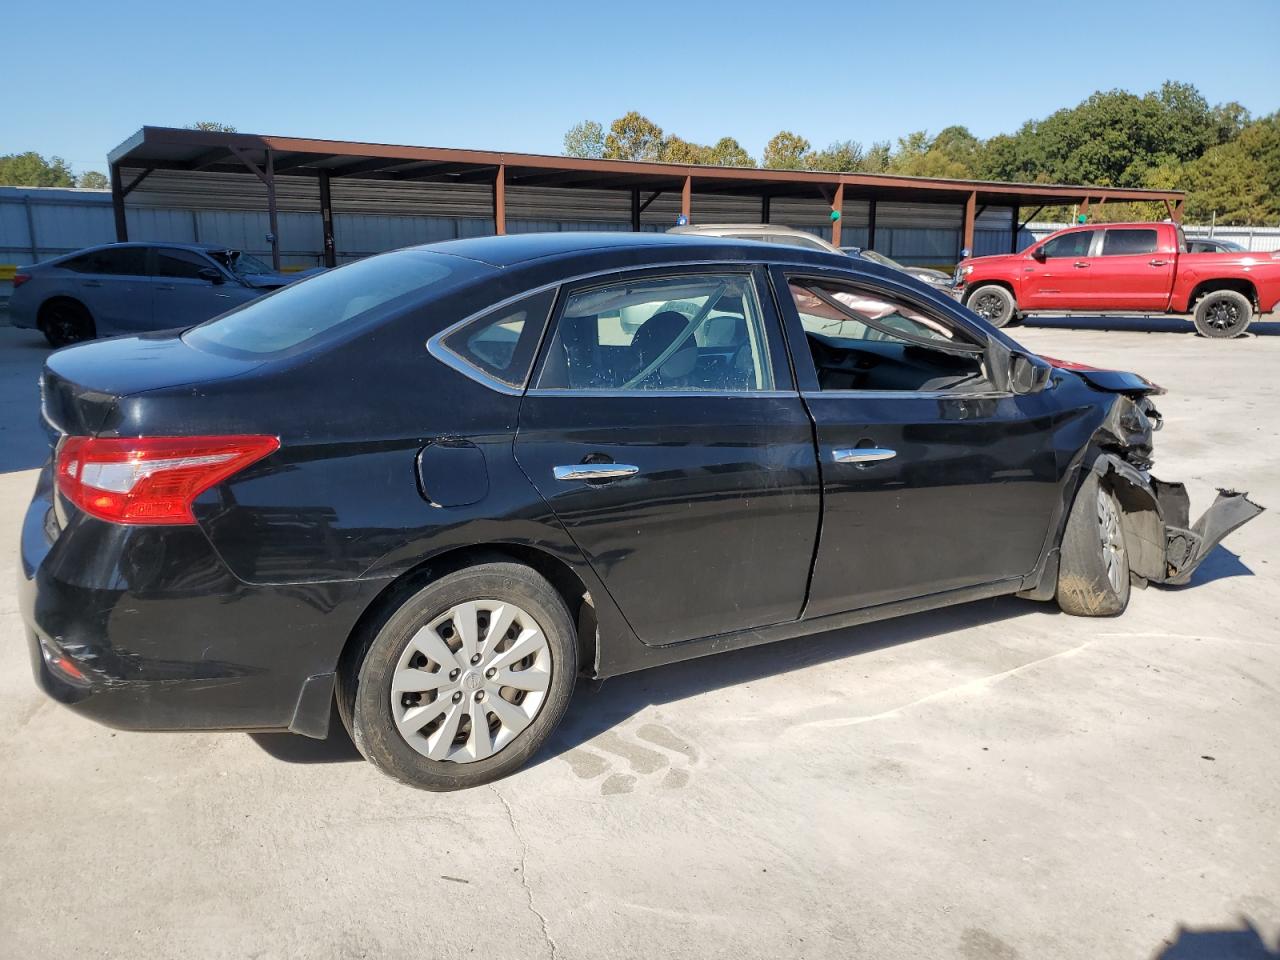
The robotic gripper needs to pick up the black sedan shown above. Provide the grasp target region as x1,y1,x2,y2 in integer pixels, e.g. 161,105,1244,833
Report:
21,233,1261,790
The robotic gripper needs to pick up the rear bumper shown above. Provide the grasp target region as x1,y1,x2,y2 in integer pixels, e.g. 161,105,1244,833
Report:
19,472,386,737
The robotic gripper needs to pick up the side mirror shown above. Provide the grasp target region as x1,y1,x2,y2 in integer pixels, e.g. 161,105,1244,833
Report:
198,267,225,285
1031,247,1047,263
1009,352,1052,395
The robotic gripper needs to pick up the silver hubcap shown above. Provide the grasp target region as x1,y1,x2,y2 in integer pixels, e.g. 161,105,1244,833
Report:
390,600,552,764
1097,490,1125,593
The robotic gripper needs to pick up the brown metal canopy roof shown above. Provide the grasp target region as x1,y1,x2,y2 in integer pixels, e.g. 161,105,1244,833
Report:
109,125,1183,207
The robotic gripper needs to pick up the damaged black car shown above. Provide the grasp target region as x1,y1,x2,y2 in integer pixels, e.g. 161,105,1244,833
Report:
20,233,1263,791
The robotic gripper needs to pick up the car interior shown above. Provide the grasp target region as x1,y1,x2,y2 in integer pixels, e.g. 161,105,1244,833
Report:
788,281,990,393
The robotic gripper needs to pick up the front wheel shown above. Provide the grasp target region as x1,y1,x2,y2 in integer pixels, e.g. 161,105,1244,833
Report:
1193,290,1252,338
966,284,1018,328
1056,472,1131,617
339,562,577,791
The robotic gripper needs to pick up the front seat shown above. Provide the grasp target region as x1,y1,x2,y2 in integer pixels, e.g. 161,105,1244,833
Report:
630,310,699,387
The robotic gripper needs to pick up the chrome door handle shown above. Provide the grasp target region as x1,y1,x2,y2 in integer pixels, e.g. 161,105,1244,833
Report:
553,463,639,481
1072,261,1091,269
1149,259,1168,267
833,448,896,464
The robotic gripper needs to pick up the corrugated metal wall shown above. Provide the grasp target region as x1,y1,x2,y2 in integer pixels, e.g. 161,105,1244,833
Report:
5,182,1276,301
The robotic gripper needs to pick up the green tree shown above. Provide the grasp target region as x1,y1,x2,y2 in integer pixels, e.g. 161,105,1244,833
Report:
563,120,605,159
604,112,664,161
708,137,753,167
1181,113,1280,224
659,135,711,164
807,140,865,172
188,121,237,132
762,131,811,169
78,170,109,189
0,152,76,187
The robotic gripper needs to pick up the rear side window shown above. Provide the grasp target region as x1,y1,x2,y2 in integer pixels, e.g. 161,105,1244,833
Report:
437,288,556,389
184,250,469,356
1101,229,1157,256
63,247,148,276
1040,231,1094,259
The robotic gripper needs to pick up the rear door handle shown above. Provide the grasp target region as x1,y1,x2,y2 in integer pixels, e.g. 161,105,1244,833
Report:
553,464,639,481
156,284,175,291
1149,259,1168,267
1072,261,1091,269
82,280,103,287
833,448,896,464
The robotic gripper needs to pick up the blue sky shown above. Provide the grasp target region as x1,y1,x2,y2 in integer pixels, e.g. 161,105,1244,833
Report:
9,0,1280,176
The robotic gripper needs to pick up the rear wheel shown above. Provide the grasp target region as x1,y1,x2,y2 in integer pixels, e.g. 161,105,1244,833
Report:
339,562,577,791
1056,472,1130,617
1192,289,1252,338
39,299,95,348
966,284,1017,328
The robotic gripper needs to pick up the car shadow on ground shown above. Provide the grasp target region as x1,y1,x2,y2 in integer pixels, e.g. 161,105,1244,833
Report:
1020,315,1280,337
1152,918,1280,958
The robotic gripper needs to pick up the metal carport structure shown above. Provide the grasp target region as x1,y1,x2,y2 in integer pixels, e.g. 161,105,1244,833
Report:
108,126,1186,271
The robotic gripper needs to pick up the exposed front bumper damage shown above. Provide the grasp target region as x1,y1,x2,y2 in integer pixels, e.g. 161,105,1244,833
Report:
1091,392,1264,587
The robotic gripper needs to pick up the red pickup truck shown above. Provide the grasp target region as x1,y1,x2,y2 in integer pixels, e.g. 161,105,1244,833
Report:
955,221,1280,338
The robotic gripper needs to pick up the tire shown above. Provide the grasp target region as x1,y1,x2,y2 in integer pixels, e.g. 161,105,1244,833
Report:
966,284,1018,328
1192,289,1252,338
338,562,577,791
39,299,95,348
1056,472,1131,617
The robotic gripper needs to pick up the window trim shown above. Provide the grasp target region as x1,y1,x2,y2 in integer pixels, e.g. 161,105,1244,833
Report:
526,264,792,397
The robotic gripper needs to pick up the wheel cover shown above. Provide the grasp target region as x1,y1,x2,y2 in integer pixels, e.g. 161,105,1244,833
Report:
1097,490,1125,593
972,292,1006,322
390,600,552,764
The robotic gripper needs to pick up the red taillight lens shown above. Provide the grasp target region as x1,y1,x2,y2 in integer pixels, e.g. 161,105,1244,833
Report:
13,273,31,288
55,435,279,525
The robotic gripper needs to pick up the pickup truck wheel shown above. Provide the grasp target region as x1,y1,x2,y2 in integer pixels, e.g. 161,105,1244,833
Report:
1193,290,1252,338
1056,472,1130,617
966,285,1017,328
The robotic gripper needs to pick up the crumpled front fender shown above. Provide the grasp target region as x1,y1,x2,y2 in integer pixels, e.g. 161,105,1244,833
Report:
1091,454,1263,585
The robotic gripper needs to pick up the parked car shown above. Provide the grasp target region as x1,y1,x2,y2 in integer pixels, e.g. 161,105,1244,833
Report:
1186,237,1247,254
8,241,311,346
669,222,840,253
955,222,1280,338
842,247,958,295
22,232,1261,790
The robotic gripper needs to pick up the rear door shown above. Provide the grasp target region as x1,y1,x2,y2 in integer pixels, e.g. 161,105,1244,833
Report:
774,268,1061,616
1090,227,1173,311
514,266,821,646
63,246,152,334
152,247,252,327
1021,229,1098,310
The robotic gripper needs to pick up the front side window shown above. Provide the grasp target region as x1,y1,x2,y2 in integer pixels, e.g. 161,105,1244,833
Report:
438,288,556,389
156,248,216,280
209,249,274,277
185,249,472,357
1101,229,1157,256
787,279,988,393
1040,230,1095,259
536,273,774,392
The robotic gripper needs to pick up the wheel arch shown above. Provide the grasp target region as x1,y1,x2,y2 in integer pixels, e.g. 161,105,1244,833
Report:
1188,277,1258,309
963,278,1016,304
336,541,598,687
36,294,93,330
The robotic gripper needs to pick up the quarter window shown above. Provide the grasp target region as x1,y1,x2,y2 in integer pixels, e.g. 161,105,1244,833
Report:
787,280,988,393
1101,229,1158,256
1039,231,1094,259
439,288,557,389
536,274,774,392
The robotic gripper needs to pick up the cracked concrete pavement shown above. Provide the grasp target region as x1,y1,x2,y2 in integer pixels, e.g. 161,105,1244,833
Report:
1,316,1278,959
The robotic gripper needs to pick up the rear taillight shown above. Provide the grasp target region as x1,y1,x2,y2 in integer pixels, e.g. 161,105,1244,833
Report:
55,435,279,525
12,273,31,288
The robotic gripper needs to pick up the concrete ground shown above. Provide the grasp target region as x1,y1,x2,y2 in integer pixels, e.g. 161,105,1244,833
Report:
1,316,1277,960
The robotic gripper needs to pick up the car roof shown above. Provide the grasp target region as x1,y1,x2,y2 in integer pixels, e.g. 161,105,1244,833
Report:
417,230,848,269
70,241,237,255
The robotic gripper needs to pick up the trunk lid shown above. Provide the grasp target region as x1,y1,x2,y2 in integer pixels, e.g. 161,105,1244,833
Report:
41,331,266,437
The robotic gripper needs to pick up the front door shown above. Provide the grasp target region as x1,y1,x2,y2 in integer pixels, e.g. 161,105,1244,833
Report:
152,247,251,327
514,267,821,646
1021,228,1099,311
1087,227,1175,311
773,268,1062,618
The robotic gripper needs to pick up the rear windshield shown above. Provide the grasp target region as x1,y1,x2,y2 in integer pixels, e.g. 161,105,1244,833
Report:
183,250,478,357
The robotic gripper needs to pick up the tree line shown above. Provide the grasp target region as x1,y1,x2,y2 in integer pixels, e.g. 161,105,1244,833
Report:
564,83,1280,225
